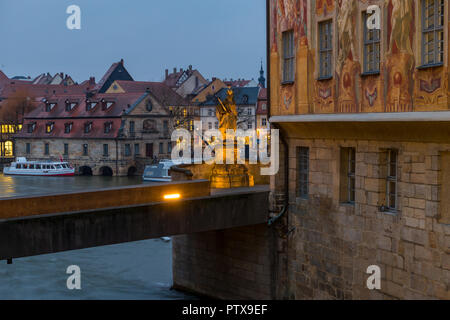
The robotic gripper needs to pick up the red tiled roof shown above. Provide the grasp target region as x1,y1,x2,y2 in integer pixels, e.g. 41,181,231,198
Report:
24,92,144,119
16,118,122,139
114,80,189,106
0,81,91,99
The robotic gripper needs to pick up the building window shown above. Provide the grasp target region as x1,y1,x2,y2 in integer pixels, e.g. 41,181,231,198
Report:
103,144,109,157
248,122,252,129
262,118,267,126
84,122,92,133
319,20,333,79
125,144,131,157
27,123,36,133
64,143,69,155
86,101,97,111
297,147,309,199
44,143,49,155
159,142,164,154
208,122,212,130
64,123,72,134
214,122,219,129
26,143,31,154
45,102,56,112
386,149,398,212
104,122,112,134
134,143,140,155
421,0,445,67
168,142,172,153
82,144,88,156
282,30,295,82
45,122,54,133
163,120,169,135
2,141,13,157
340,148,356,204
129,121,135,136
363,12,381,74
65,100,77,112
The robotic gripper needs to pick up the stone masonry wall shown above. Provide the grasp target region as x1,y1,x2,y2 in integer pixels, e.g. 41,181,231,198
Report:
172,224,276,299
285,138,450,300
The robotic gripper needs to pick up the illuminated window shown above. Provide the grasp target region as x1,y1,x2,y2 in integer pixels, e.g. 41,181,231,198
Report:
46,122,54,133
3,141,13,157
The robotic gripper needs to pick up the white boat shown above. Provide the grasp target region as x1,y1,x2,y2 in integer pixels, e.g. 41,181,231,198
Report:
142,159,178,182
3,157,75,176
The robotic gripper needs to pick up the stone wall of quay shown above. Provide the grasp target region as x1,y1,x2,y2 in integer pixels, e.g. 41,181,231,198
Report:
281,138,450,300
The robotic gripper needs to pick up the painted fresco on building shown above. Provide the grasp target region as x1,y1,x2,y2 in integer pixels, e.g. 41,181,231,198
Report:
270,0,449,116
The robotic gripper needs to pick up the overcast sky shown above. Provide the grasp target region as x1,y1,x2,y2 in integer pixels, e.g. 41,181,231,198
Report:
0,0,266,83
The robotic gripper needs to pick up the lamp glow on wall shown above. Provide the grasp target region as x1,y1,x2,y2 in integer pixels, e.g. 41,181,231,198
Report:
163,193,181,200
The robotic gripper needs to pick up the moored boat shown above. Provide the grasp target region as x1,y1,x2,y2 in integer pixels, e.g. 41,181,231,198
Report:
3,157,75,176
142,159,177,182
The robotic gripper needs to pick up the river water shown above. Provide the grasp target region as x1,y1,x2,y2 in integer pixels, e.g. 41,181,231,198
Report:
0,174,195,300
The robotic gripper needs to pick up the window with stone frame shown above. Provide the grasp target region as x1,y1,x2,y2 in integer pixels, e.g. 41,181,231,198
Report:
363,11,381,74
296,147,309,199
318,20,333,79
421,0,445,67
82,144,89,156
340,147,356,204
282,30,295,83
379,149,399,213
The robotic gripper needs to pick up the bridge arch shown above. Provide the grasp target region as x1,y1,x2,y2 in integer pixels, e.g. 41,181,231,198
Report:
127,166,137,176
79,166,93,176
100,166,114,176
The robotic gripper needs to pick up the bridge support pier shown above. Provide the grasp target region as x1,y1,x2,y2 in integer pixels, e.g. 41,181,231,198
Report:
172,224,278,300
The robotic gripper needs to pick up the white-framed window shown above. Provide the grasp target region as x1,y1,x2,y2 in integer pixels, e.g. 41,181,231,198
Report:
421,0,445,66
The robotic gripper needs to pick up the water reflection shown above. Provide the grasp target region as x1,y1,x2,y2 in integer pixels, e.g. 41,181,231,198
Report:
0,174,151,199
0,175,194,300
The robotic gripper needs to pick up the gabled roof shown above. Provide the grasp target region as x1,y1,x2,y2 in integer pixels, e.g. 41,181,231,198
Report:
94,59,134,93
111,80,190,106
0,70,9,83
202,87,260,106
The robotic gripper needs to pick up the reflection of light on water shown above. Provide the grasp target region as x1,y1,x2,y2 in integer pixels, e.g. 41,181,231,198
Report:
0,174,145,199
0,174,17,196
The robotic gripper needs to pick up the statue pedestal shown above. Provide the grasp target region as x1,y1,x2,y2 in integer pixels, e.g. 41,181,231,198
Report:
210,142,254,189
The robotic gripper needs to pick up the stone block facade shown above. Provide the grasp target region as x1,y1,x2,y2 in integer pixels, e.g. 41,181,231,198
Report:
281,138,450,300
172,224,276,300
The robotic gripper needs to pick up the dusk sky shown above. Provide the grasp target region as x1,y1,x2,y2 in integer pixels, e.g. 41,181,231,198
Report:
0,0,266,83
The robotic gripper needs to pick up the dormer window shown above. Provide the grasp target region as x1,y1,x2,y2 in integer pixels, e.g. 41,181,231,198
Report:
65,100,77,112
64,122,73,134
86,100,97,111
104,122,113,133
242,95,249,104
84,122,92,133
27,122,36,133
45,102,57,112
101,99,114,110
45,122,54,133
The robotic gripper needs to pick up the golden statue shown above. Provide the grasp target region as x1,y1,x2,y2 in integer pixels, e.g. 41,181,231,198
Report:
210,88,254,189
216,89,238,139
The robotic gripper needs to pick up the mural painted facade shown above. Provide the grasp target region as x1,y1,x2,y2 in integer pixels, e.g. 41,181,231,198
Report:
270,0,449,115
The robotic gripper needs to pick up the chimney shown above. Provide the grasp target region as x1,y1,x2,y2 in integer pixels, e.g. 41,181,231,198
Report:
120,59,124,65
189,65,193,71
173,67,177,74
165,69,169,79
212,77,217,81
89,77,95,85
180,68,184,73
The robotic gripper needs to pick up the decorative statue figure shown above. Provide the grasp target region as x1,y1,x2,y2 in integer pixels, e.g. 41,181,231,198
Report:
216,88,238,139
386,0,413,55
337,0,357,73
